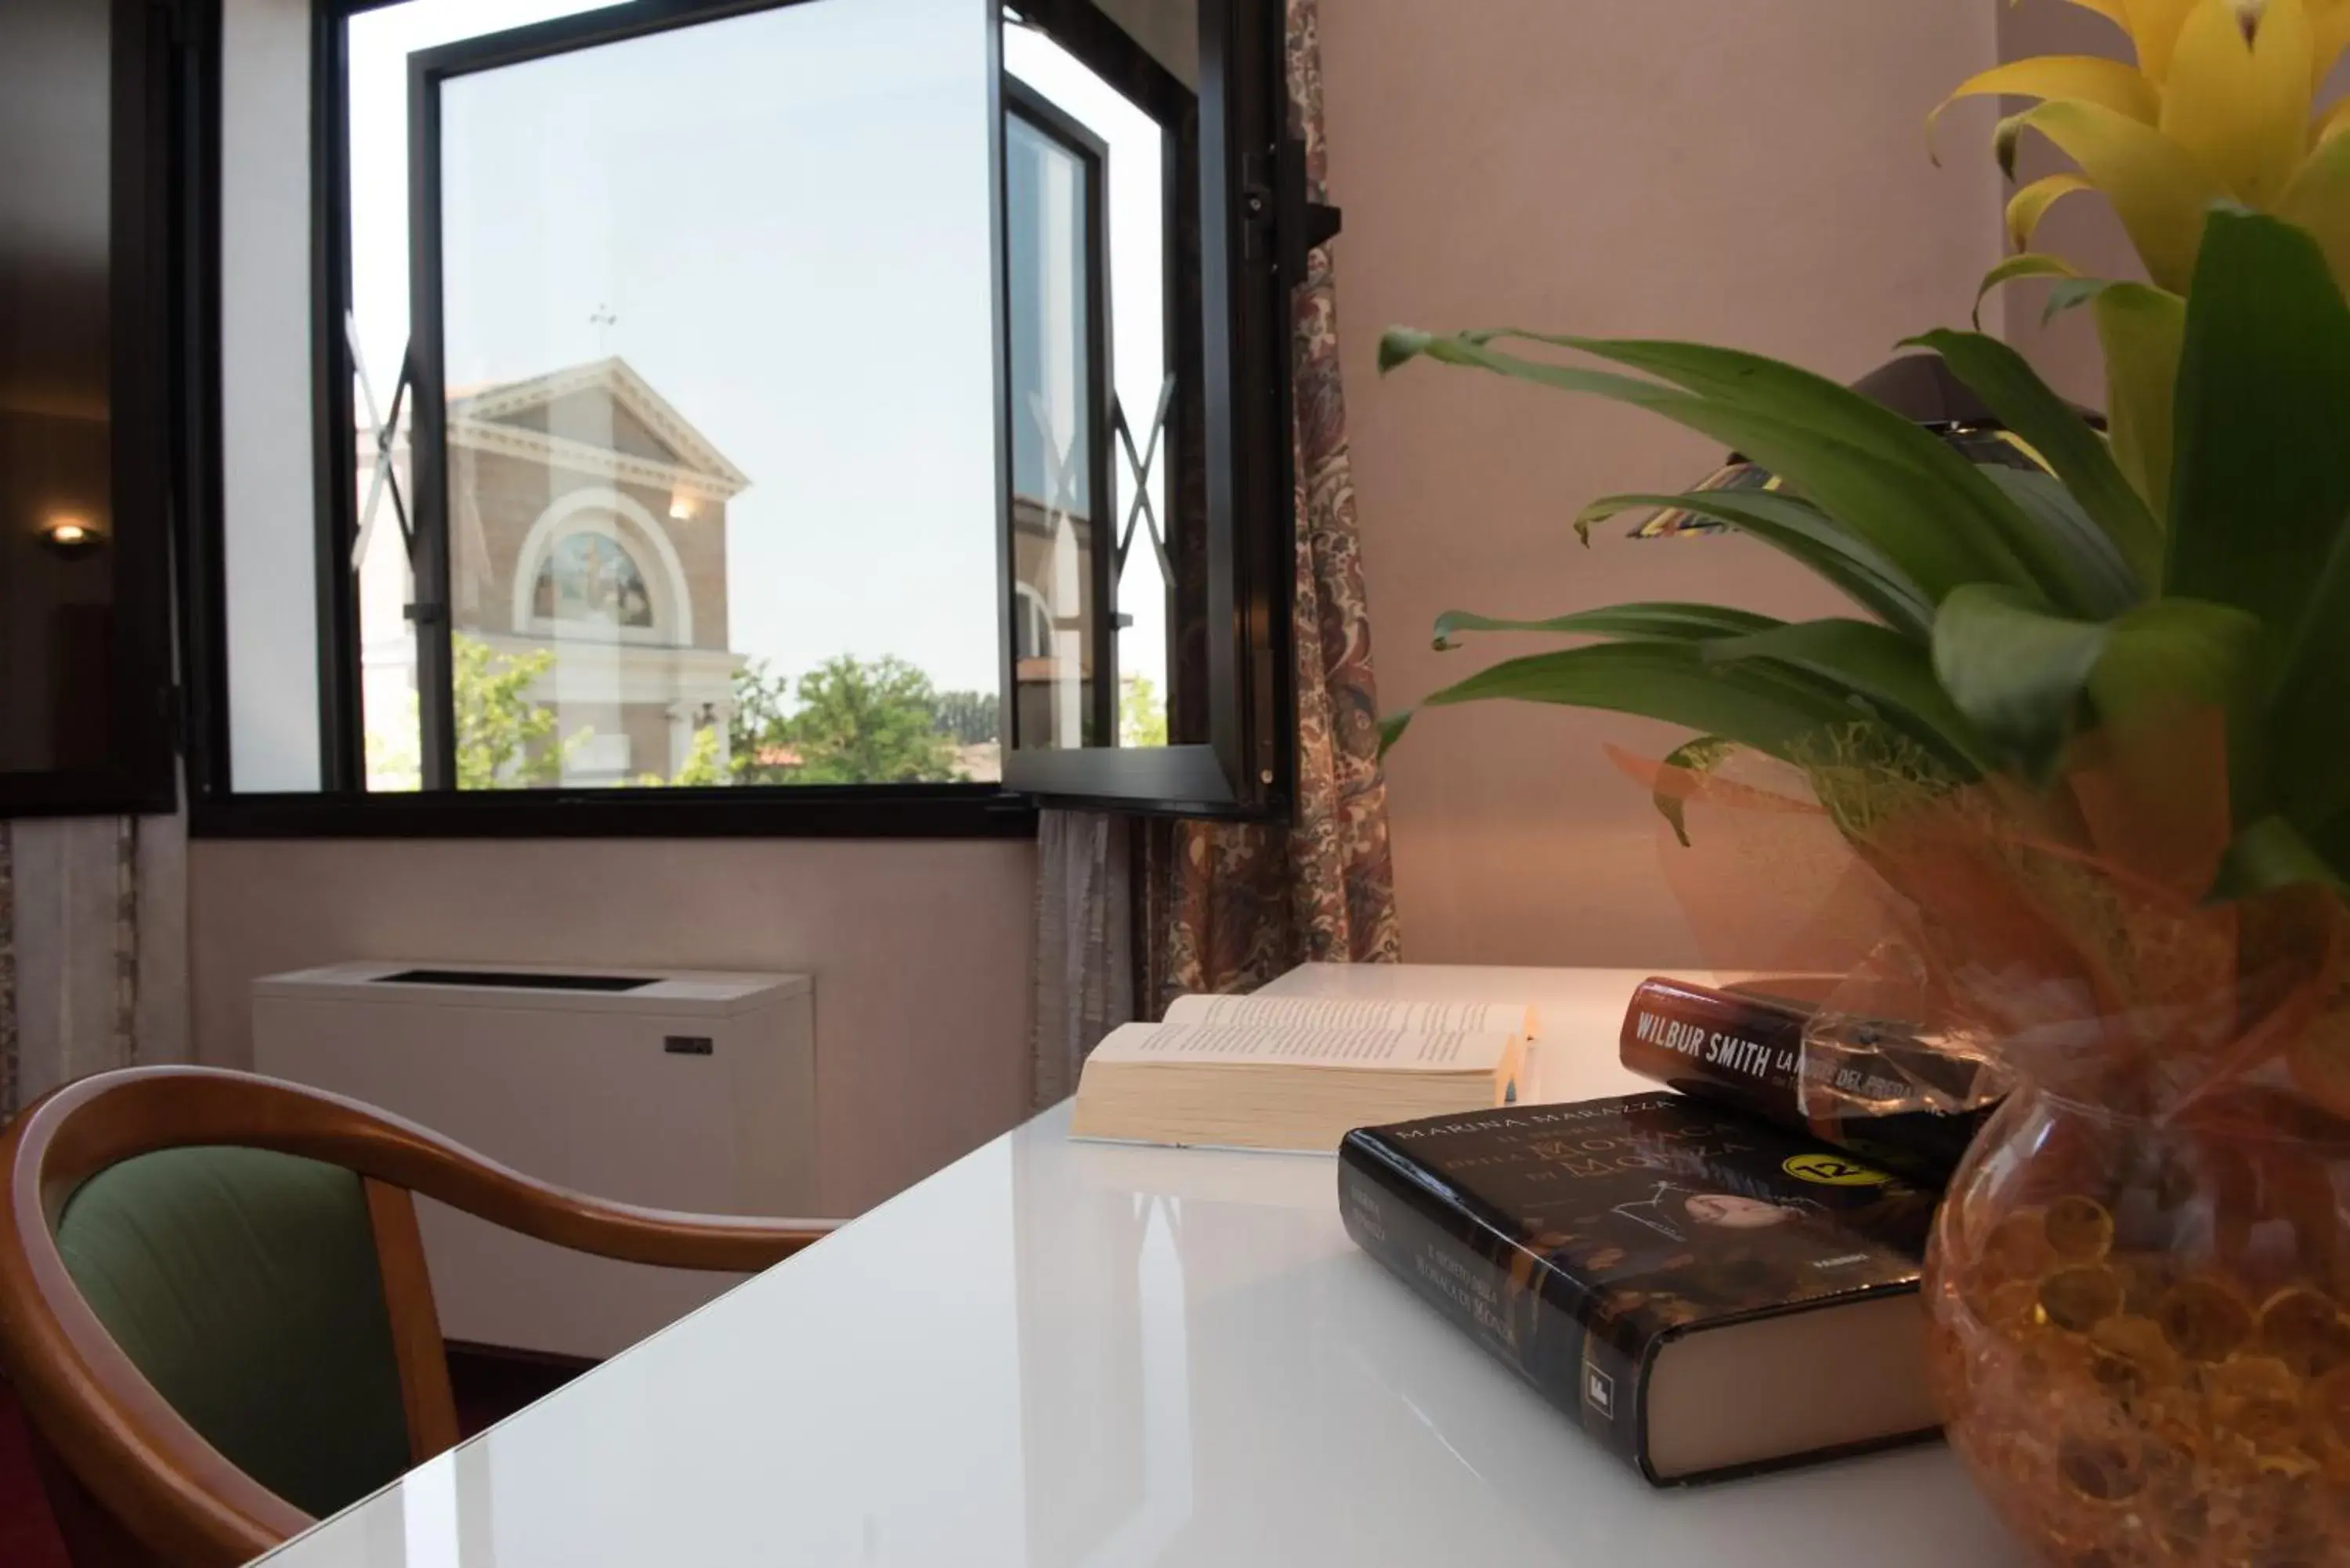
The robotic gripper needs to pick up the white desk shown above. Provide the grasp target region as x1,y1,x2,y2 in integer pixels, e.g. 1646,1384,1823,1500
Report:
255,965,2026,1567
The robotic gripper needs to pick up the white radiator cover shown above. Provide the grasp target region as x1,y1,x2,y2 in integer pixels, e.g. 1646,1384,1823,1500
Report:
252,960,816,1360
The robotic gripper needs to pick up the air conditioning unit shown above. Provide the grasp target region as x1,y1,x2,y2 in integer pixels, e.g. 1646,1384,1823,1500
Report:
252,961,816,1360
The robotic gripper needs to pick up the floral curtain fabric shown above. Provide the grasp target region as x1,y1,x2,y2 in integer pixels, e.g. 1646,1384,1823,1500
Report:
0,815,183,1119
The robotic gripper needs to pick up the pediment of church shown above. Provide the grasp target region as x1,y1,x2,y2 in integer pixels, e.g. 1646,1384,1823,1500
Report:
449,357,750,502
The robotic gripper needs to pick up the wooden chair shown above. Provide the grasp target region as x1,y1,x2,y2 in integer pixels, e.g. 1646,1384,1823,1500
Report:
0,1066,833,1568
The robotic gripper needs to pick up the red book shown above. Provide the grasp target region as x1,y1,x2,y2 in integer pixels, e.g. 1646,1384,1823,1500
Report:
1618,976,1995,1183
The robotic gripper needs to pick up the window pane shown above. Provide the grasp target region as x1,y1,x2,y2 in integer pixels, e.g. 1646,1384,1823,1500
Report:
0,0,112,777
1005,13,1191,759
347,0,629,791
397,0,1006,789
1005,110,1100,753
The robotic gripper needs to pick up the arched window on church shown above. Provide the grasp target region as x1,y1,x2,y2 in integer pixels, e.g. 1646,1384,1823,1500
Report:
532,530,656,629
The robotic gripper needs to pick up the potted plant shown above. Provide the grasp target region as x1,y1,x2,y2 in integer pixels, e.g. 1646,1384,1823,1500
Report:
1381,2,2350,1559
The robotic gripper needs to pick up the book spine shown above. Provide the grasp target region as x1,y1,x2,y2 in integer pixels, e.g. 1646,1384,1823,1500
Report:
1338,1133,1649,1476
1617,979,1976,1183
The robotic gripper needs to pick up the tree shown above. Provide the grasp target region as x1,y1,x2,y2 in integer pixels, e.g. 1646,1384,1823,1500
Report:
631,722,728,787
1120,675,1168,748
931,689,1000,746
786,655,960,783
451,634,587,788
728,660,802,785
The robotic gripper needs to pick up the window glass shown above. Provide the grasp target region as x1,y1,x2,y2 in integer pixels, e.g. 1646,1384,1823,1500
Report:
362,0,1003,789
0,0,113,778
1005,22,1178,756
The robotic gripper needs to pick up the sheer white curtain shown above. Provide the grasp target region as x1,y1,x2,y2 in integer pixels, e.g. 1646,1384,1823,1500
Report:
1030,809,1135,1110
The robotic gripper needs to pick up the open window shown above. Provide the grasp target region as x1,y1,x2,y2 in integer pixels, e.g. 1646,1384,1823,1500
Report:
210,0,1303,831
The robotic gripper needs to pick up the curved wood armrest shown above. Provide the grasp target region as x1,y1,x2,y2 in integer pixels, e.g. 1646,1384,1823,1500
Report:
0,1067,844,1568
30,1068,839,1270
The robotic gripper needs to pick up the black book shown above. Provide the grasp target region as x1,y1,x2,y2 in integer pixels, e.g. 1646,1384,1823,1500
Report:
1620,975,1998,1183
1339,1093,1940,1485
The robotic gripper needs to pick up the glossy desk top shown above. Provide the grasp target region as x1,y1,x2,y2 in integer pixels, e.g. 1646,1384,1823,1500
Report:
256,965,2026,1567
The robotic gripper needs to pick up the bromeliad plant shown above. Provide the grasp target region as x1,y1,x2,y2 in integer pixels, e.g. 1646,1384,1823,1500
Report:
1939,0,2350,518
1379,207,2350,898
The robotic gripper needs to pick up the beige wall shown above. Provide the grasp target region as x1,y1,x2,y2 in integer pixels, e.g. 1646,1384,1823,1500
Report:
189,837,1036,1214
1325,0,2012,968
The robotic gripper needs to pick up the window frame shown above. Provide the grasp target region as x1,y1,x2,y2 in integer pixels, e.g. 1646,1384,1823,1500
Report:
179,0,1303,838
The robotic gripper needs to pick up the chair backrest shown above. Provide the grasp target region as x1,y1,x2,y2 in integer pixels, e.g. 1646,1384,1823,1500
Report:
54,1147,413,1521
0,1066,832,1568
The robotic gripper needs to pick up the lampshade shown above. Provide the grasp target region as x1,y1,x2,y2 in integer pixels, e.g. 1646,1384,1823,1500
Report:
1630,354,2082,539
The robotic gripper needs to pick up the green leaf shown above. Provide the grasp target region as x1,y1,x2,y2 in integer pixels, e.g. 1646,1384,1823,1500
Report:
1972,251,2083,327
1379,328,2038,607
1573,490,1936,641
2164,210,2350,667
2037,278,2188,522
1705,619,1993,775
2087,598,2268,822
2212,815,2344,898
1976,466,2142,620
2092,285,2186,525
1932,585,2110,779
1653,735,1738,848
1935,588,2265,802
1405,639,1863,764
1378,710,1415,756
2266,514,2350,834
1908,327,2160,593
1484,331,2108,618
1430,603,1779,651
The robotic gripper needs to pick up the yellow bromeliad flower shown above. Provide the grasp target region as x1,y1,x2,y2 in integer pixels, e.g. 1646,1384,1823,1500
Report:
1937,0,2350,291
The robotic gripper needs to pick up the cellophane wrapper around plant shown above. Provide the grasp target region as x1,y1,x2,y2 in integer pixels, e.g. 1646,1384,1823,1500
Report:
1632,714,2350,1566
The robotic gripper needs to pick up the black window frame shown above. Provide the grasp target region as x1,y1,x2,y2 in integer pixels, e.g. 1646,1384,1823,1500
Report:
177,0,1307,839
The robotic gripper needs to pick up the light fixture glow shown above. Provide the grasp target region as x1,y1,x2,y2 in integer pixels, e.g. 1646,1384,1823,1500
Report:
40,514,103,555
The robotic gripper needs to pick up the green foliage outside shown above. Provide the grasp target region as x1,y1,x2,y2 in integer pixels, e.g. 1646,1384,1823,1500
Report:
649,655,967,786
931,688,1000,746
370,641,984,789
454,634,587,789
1120,675,1168,748
780,655,962,783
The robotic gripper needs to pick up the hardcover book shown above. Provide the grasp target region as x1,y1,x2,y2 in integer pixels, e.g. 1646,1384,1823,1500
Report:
1339,1093,1939,1484
1619,975,1996,1183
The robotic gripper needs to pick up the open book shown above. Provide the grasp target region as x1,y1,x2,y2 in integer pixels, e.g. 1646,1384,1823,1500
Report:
1068,992,1535,1154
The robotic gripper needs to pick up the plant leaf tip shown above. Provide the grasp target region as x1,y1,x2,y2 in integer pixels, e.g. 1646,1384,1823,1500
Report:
1377,328,1434,374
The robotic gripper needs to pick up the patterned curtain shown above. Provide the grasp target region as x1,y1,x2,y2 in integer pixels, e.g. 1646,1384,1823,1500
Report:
1145,0,1399,1007
0,815,185,1119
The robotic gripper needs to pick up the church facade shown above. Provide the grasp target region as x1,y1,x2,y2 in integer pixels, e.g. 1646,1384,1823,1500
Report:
361,356,750,786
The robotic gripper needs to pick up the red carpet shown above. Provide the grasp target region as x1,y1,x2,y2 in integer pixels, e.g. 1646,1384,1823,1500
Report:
0,1377,69,1568
0,1353,580,1566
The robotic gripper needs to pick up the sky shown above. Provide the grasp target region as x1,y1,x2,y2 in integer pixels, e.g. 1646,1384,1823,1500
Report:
348,0,1171,706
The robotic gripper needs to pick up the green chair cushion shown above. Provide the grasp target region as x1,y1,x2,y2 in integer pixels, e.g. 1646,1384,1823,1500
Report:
54,1147,415,1519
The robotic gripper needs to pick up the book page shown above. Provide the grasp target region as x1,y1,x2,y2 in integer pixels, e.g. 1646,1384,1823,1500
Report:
1088,1020,1513,1072
1161,993,1534,1039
